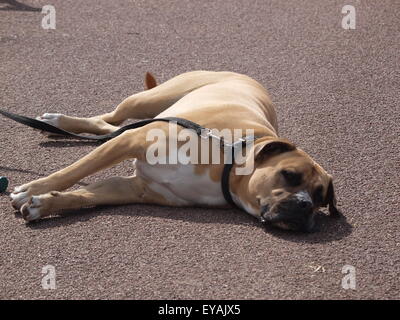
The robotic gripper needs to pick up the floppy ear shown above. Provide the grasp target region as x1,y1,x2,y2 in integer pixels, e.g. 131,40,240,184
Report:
254,138,296,161
324,178,341,218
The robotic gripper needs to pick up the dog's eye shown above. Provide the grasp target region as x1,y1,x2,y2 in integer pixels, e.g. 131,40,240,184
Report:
280,169,302,187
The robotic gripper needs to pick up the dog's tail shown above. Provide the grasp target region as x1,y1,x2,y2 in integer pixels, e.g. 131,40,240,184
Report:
145,72,157,90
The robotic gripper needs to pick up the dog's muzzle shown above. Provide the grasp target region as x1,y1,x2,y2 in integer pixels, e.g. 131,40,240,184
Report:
260,191,316,233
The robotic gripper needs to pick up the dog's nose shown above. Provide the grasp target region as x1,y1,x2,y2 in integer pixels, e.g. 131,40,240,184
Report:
294,190,313,211
298,198,313,210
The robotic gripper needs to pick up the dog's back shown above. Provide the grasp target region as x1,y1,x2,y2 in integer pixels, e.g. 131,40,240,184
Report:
150,71,279,138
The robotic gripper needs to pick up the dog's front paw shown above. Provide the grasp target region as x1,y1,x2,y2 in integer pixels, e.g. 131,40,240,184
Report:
20,196,42,221
19,192,59,222
10,180,55,210
10,185,32,210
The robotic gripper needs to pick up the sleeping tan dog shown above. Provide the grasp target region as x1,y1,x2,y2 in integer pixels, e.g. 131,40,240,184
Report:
10,71,340,232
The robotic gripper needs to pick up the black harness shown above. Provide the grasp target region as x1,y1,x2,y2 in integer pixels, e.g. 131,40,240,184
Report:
0,109,258,208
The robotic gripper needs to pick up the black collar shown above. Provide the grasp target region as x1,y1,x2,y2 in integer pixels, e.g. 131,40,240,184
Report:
220,136,258,207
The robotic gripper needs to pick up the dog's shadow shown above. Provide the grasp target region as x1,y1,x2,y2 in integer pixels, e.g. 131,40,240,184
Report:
261,211,352,243
25,205,352,243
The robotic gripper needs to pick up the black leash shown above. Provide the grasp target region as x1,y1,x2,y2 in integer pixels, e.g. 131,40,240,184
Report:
0,109,257,207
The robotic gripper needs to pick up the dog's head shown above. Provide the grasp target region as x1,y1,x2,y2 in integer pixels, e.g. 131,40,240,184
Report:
234,138,341,232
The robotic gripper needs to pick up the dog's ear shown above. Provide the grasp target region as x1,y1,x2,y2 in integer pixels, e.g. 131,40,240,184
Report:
323,177,341,218
145,72,157,90
254,138,296,161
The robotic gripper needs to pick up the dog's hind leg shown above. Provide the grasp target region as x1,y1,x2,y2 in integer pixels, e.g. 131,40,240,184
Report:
34,73,158,135
36,113,120,135
98,71,226,125
37,71,234,135
18,175,173,221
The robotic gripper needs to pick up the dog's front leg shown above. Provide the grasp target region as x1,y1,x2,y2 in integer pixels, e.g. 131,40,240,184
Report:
10,129,146,211
18,175,168,221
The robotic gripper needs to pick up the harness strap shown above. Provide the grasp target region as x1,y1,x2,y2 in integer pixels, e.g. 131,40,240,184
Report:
0,108,257,207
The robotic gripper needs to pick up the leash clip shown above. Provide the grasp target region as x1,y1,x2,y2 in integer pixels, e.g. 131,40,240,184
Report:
225,137,246,149
200,128,222,142
200,129,257,151
200,128,211,139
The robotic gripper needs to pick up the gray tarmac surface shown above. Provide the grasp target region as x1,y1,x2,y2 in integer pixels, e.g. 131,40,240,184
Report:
0,0,399,299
